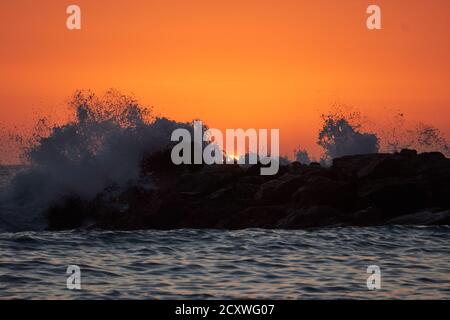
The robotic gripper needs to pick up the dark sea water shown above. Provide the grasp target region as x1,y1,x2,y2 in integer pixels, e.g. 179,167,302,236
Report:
0,166,449,299
0,227,449,299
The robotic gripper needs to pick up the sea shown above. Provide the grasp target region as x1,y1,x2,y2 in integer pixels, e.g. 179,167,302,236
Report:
0,166,449,300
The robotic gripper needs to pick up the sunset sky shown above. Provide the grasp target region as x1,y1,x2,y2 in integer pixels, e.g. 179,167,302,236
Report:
1,0,450,162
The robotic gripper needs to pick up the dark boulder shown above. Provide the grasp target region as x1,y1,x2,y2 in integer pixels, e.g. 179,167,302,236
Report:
277,206,344,229
293,176,355,210
44,149,450,230
47,195,91,230
399,149,417,157
357,177,432,218
332,153,390,179
387,209,450,226
254,174,308,204
348,207,385,226
364,157,416,180
219,206,288,229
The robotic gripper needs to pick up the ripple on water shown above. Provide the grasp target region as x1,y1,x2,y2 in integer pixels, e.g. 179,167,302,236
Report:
0,226,449,299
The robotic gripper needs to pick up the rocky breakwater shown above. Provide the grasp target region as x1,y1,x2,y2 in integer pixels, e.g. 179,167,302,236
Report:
46,149,450,230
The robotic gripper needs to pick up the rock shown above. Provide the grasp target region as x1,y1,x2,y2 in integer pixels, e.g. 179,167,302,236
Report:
364,157,416,180
233,183,261,200
243,163,289,177
178,164,243,194
254,179,285,202
44,149,450,230
348,207,385,226
417,152,446,162
208,187,233,200
333,151,418,180
220,206,288,229
293,176,354,210
254,174,308,204
289,161,306,170
309,162,321,167
271,175,309,202
387,209,450,226
357,178,431,217
332,153,390,179
47,195,90,230
277,206,343,229
399,149,417,157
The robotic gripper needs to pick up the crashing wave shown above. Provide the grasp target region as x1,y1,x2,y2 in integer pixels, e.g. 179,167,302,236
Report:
0,90,193,231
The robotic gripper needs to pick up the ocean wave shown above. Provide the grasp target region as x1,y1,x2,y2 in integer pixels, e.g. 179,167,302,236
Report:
0,90,193,231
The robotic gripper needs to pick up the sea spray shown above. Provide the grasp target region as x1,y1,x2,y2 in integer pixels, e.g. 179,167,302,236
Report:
0,90,193,231
1,95,449,231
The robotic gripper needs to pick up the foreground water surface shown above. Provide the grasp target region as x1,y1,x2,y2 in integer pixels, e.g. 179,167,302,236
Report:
0,227,449,299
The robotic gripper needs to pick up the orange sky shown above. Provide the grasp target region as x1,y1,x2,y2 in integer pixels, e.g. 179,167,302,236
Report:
1,0,450,161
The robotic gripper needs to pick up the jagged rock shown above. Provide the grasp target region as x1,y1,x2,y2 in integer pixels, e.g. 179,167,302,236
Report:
399,149,417,157
233,183,261,199
417,152,446,162
387,209,450,226
219,206,288,229
276,206,343,229
254,173,308,204
332,153,389,179
45,149,450,230
47,196,90,230
293,176,354,210
364,157,416,179
348,207,385,226
357,177,431,217
254,179,285,202
178,164,243,194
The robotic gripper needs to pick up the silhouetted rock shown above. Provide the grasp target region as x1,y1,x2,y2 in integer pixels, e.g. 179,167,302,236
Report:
46,150,450,230
399,149,417,157
293,176,354,210
387,209,450,226
357,177,431,217
276,206,343,229
219,206,288,229
47,195,90,230
332,153,389,179
349,207,385,227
